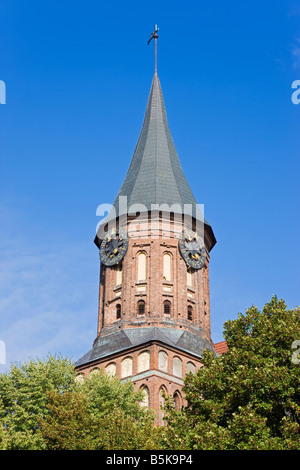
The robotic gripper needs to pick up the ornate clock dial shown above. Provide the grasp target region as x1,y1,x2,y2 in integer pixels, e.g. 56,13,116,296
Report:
100,228,128,266
178,229,206,269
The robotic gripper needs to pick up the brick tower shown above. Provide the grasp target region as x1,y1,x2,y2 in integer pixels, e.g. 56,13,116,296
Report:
75,68,217,424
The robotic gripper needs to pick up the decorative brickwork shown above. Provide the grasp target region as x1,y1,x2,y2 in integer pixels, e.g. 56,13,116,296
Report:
75,213,215,423
95,215,212,341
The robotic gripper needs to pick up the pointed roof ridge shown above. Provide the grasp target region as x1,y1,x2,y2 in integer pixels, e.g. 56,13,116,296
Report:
112,72,201,215
74,326,216,367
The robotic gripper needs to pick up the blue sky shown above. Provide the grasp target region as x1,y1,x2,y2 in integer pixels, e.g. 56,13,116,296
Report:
0,0,299,371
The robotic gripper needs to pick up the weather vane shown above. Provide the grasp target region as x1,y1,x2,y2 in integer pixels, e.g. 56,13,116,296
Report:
147,25,159,73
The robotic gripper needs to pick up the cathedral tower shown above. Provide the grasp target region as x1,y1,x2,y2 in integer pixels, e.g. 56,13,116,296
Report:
75,46,217,423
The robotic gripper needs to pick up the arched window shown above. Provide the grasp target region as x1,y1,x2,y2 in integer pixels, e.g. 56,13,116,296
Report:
137,300,145,315
137,252,146,281
116,262,122,285
138,351,150,373
188,305,193,321
140,385,150,408
121,357,133,378
186,361,196,374
173,356,183,378
75,373,85,384
158,350,168,372
163,253,171,281
159,386,167,426
173,391,181,411
164,300,171,315
116,304,121,319
105,362,117,376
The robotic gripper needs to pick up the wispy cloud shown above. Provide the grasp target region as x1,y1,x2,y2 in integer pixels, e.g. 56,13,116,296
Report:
0,203,98,372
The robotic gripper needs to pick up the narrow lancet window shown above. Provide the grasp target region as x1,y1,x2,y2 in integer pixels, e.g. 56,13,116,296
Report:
187,267,193,287
163,253,171,281
137,252,146,281
164,300,171,315
137,300,145,315
116,304,121,319
116,262,122,285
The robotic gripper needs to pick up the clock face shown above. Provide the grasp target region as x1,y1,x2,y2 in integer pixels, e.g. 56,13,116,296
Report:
99,228,129,266
178,229,206,269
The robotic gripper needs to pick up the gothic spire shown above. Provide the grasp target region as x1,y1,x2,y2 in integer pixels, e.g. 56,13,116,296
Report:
112,73,202,217
96,72,215,250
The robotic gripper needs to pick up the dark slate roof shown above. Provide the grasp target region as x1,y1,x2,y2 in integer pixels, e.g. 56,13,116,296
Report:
97,72,213,229
74,327,216,368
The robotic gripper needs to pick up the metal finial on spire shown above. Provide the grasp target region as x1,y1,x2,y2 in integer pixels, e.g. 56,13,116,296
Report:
147,24,159,73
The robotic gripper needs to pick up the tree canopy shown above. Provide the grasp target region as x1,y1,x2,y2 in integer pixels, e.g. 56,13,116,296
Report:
0,296,299,450
0,355,160,450
163,296,300,450
0,354,75,449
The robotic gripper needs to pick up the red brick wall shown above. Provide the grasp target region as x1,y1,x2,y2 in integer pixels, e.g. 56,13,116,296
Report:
77,212,214,423
96,214,212,342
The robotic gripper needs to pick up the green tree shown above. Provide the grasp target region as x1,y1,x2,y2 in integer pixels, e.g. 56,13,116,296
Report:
0,354,75,449
38,390,97,450
0,355,162,449
95,405,162,450
163,296,300,450
77,368,146,420
39,369,162,450
0,397,9,450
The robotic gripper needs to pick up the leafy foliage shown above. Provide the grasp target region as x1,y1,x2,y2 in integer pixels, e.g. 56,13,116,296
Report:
38,390,95,450
77,368,146,421
1,296,298,450
0,354,75,449
163,297,300,450
0,355,161,449
39,369,162,450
